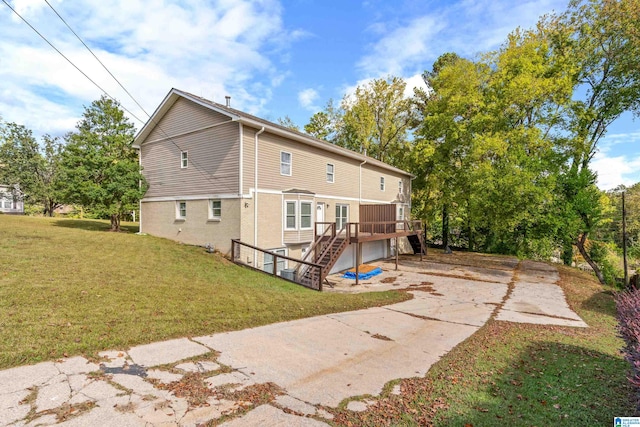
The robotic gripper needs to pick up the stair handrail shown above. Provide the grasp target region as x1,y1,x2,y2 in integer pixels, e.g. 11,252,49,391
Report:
316,222,348,264
300,222,335,264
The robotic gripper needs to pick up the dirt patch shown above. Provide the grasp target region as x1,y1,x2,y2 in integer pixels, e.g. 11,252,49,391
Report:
381,277,396,284
371,333,394,341
403,282,443,296
154,372,214,407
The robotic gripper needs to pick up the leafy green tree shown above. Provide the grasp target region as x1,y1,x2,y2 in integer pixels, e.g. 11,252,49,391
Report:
340,76,418,165
305,77,418,166
59,96,146,231
413,53,487,251
276,116,300,131
549,0,640,283
0,122,64,215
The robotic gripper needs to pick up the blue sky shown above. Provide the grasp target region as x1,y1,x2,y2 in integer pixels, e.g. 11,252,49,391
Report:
0,0,638,189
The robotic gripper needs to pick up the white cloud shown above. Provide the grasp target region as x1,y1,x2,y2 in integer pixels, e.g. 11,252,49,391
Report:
298,88,320,111
0,0,295,137
358,15,446,77
592,151,640,190
357,0,567,79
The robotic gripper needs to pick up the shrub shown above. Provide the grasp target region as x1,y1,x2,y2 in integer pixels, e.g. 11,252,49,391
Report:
616,288,640,410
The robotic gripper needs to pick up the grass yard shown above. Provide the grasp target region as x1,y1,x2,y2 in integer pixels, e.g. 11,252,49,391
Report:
0,215,409,370
332,262,635,426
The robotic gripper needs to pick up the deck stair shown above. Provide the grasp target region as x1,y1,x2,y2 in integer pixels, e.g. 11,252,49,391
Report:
407,233,426,255
297,224,349,287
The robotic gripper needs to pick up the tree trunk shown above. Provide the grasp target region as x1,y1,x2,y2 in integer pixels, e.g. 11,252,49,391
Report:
561,239,573,266
575,233,606,285
110,214,120,232
442,203,450,252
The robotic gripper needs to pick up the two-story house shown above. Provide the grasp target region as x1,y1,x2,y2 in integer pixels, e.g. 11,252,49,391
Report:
0,185,24,215
135,89,422,289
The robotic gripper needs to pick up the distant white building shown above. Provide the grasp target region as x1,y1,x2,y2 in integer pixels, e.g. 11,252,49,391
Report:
0,185,24,215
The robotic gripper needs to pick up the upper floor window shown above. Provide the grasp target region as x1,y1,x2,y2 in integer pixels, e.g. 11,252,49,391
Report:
209,199,221,220
326,163,335,183
399,180,403,194
181,151,188,168
176,201,187,219
380,177,385,191
280,151,292,176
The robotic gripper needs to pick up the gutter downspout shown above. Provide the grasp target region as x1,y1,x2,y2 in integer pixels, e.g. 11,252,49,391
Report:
138,146,143,234
254,127,265,263
358,160,367,204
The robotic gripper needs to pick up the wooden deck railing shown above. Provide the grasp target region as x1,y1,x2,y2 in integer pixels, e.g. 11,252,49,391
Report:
348,220,423,240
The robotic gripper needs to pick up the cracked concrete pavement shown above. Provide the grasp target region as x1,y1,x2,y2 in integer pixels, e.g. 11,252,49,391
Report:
0,256,587,426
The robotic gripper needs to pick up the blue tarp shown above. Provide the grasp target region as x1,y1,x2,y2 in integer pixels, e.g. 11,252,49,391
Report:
343,267,383,280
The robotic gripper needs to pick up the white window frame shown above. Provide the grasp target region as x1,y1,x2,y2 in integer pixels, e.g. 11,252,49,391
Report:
176,201,187,219
280,151,292,176
326,163,335,183
336,204,349,230
180,151,188,168
380,176,385,191
209,199,221,220
399,179,403,194
285,201,297,230
300,201,312,230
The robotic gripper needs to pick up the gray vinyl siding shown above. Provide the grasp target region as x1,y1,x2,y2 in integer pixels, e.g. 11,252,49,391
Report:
254,131,359,196
247,128,407,202
145,98,231,141
141,111,241,198
361,166,409,202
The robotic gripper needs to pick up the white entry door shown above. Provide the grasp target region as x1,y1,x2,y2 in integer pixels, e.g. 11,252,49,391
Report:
316,203,325,234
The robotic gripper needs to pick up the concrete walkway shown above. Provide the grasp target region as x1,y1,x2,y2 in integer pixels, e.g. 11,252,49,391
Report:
0,258,587,426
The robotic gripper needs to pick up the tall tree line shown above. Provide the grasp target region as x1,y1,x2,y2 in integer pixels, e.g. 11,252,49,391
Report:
0,96,145,231
304,0,640,284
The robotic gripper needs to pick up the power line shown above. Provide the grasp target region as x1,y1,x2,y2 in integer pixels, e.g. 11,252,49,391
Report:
43,0,152,120
0,0,145,125
3,0,238,194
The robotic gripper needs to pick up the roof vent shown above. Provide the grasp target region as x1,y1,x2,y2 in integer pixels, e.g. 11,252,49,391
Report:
225,96,231,107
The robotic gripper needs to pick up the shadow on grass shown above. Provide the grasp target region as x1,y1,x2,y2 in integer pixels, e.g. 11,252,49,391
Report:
434,341,634,427
581,290,617,316
52,219,139,233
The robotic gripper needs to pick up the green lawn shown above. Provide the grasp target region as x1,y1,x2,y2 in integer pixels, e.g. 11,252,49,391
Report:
331,263,635,426
0,215,409,369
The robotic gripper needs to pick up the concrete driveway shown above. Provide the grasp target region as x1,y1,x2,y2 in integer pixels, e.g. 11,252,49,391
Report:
0,255,587,427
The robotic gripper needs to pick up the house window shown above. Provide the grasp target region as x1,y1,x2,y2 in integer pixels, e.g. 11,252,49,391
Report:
336,204,348,230
398,205,405,220
285,201,296,230
2,198,10,209
399,180,403,194
209,199,221,220
380,177,385,191
300,202,312,229
326,163,334,183
176,201,186,219
181,151,188,168
264,248,286,274
280,151,292,176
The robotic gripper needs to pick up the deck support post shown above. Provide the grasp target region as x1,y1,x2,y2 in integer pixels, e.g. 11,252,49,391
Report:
395,237,399,271
356,243,362,286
